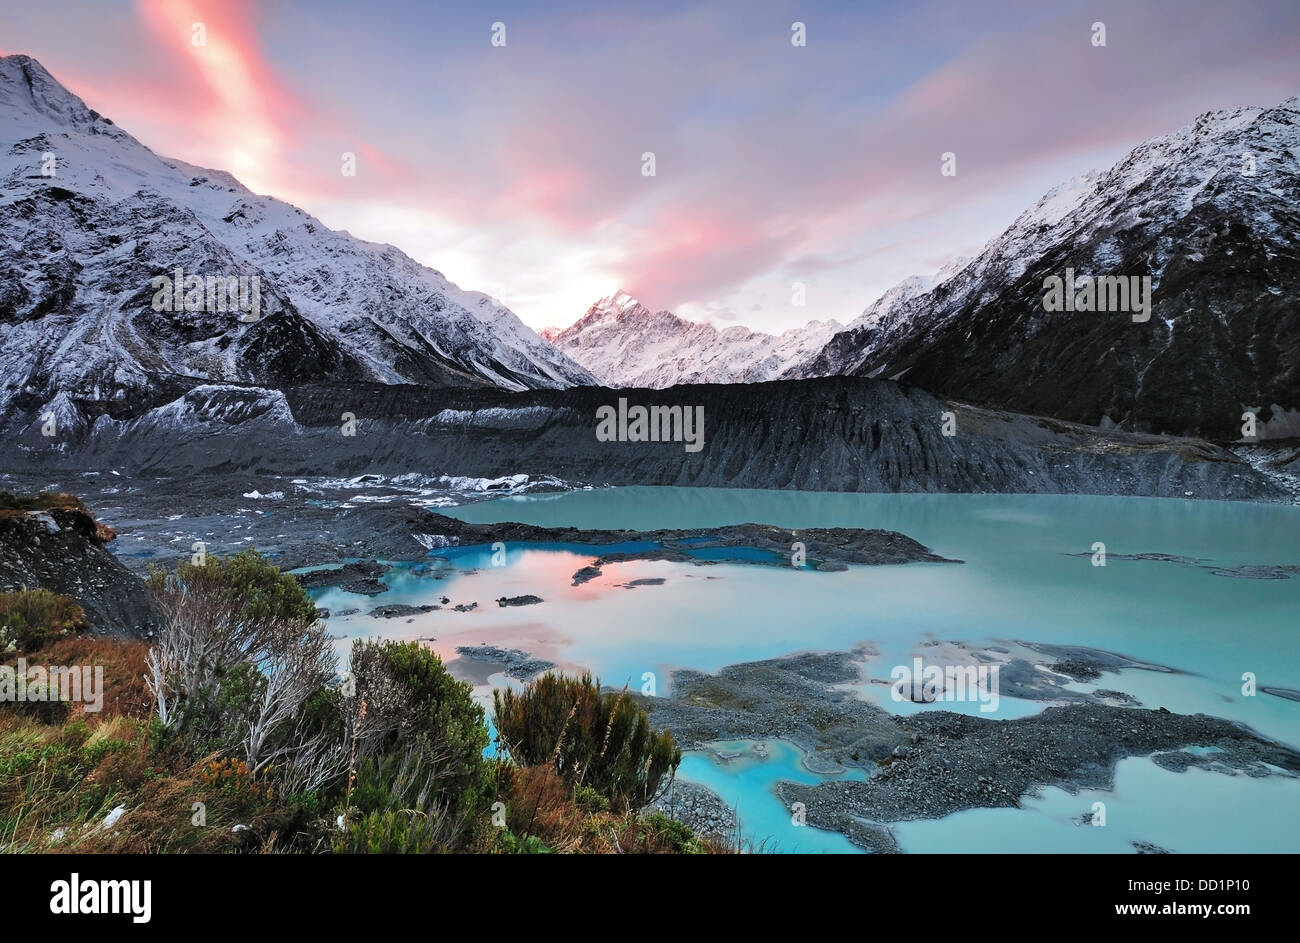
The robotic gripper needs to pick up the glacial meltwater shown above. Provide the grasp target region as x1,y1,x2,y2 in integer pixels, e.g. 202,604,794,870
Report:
307,488,1300,853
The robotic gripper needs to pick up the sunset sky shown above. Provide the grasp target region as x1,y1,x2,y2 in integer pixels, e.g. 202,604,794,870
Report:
2,0,1298,332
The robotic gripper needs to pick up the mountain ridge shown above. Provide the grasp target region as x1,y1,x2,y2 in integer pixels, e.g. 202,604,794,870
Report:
0,53,595,438
791,97,1300,439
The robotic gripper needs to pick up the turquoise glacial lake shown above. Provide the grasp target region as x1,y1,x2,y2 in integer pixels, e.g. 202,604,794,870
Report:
310,487,1300,854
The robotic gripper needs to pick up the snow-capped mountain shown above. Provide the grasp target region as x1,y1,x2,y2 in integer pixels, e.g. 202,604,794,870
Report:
0,54,595,432
547,290,843,388
785,261,967,380
793,98,1300,439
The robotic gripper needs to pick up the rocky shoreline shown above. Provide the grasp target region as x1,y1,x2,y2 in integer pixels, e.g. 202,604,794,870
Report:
293,560,392,595
650,780,738,842
454,644,555,681
0,474,960,578
638,647,1300,853
1065,550,1300,581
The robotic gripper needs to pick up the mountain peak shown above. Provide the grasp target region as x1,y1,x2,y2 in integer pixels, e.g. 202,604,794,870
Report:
592,289,643,313
572,290,661,328
550,293,850,388
0,53,53,78
0,54,117,135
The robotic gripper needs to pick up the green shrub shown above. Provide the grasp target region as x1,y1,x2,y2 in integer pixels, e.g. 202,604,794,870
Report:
332,749,468,853
493,672,681,812
333,807,464,854
496,829,552,854
0,589,90,653
573,782,609,814
645,812,705,854
346,640,489,813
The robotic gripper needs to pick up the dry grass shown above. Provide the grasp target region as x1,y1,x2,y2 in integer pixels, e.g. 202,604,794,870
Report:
0,708,290,854
27,637,154,718
490,764,736,854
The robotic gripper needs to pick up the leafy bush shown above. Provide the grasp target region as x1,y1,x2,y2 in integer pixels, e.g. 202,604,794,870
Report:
0,589,90,654
144,549,339,785
493,672,681,811
345,639,489,813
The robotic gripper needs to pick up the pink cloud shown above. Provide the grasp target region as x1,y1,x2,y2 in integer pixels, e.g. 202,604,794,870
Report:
617,208,807,312
131,0,301,191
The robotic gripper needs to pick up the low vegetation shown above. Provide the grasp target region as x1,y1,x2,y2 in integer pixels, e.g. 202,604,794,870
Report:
1,545,728,854
494,672,682,812
1,589,91,654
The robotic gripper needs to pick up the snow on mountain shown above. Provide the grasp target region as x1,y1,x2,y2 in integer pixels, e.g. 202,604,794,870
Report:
547,290,843,388
795,96,1300,437
779,259,965,381
0,54,595,431
848,275,936,331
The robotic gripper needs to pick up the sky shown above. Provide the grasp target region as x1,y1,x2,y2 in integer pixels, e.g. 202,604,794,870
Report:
1,0,1298,333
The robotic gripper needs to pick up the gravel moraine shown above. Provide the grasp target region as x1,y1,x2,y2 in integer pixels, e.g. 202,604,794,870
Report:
650,780,738,843
638,648,1300,853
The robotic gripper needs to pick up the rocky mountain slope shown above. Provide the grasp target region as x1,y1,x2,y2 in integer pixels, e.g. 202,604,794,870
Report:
0,54,595,440
791,99,1300,440
546,290,842,387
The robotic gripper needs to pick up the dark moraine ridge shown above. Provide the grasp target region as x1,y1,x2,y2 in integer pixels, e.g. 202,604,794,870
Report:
7,376,1286,501
422,514,960,567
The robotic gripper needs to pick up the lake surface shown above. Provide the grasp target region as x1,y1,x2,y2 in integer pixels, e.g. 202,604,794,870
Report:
309,487,1300,854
